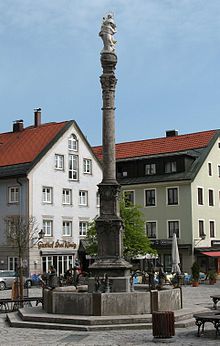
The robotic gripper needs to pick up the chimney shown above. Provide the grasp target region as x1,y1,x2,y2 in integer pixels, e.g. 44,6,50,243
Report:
13,120,24,132
166,129,178,137
34,108,41,127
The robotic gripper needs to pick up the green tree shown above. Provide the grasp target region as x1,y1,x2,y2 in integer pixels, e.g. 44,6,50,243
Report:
85,199,156,259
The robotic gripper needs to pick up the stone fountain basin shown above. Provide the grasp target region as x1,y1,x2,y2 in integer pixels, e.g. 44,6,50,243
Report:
43,287,181,316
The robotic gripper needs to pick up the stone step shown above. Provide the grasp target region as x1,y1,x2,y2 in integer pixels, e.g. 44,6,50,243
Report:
6,310,196,331
18,307,153,325
7,312,152,331
18,306,202,325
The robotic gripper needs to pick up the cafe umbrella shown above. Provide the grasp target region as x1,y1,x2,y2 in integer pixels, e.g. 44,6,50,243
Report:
171,232,181,274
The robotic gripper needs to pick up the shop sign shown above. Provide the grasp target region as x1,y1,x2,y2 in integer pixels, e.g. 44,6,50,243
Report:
211,240,220,247
151,239,172,247
38,239,77,250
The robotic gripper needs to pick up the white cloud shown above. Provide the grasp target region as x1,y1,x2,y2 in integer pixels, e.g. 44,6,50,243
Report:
0,1,220,51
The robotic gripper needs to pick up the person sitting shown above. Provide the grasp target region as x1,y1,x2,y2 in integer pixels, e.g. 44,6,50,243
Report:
48,265,59,289
64,268,73,285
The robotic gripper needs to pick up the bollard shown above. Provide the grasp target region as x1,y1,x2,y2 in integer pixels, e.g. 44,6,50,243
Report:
152,311,175,338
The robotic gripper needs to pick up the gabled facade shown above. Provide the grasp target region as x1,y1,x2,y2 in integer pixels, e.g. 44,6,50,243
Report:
0,111,102,276
93,129,220,274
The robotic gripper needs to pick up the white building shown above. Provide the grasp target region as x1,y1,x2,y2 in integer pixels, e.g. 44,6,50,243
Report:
0,110,102,276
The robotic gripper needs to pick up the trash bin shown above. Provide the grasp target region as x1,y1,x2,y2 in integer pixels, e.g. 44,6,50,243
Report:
152,311,175,338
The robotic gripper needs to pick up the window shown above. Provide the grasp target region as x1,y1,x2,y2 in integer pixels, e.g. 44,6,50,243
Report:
42,255,74,277
210,221,215,238
8,187,19,203
146,222,156,239
83,158,92,174
208,162,212,176
62,189,72,205
209,189,214,206
168,221,179,238
79,221,88,236
145,189,156,207
145,163,156,175
43,220,53,237
8,257,18,271
165,161,177,173
199,220,205,238
218,165,220,178
62,221,72,236
124,190,135,206
55,154,64,170
79,190,88,206
42,187,53,203
167,188,178,205
198,188,203,205
68,134,78,151
69,154,79,180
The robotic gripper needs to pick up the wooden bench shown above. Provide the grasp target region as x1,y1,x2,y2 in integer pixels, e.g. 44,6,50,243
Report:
0,297,43,313
210,295,220,310
193,311,220,337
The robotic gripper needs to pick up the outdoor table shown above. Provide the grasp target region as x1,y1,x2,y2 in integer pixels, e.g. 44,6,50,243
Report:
193,311,220,337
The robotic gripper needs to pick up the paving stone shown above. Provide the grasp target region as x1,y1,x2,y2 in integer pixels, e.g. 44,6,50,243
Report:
0,283,220,345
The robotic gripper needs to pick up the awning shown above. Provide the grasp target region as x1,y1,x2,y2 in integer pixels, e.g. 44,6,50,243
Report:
40,249,77,255
201,251,220,257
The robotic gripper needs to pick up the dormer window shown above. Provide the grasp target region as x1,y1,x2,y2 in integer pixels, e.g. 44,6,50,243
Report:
68,134,78,151
165,161,177,173
145,163,156,175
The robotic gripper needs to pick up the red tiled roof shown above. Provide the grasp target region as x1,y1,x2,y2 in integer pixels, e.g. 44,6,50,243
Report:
0,121,68,167
93,130,218,160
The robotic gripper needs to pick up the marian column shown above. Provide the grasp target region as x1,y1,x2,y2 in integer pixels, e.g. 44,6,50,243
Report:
89,14,131,293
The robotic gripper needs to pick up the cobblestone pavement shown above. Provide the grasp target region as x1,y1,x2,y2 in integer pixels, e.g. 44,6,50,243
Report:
0,283,220,345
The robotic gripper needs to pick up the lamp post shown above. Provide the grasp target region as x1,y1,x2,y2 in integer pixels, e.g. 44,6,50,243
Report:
26,229,45,297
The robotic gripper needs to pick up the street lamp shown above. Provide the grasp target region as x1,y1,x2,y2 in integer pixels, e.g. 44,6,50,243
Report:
26,229,45,297
38,229,45,240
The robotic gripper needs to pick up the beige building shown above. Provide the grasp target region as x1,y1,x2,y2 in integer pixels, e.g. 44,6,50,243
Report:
93,129,220,274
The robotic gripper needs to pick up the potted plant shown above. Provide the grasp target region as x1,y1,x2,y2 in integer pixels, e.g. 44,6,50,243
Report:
208,270,217,285
191,262,200,287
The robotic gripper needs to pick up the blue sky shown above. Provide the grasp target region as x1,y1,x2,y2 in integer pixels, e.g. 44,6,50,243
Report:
1,0,220,146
